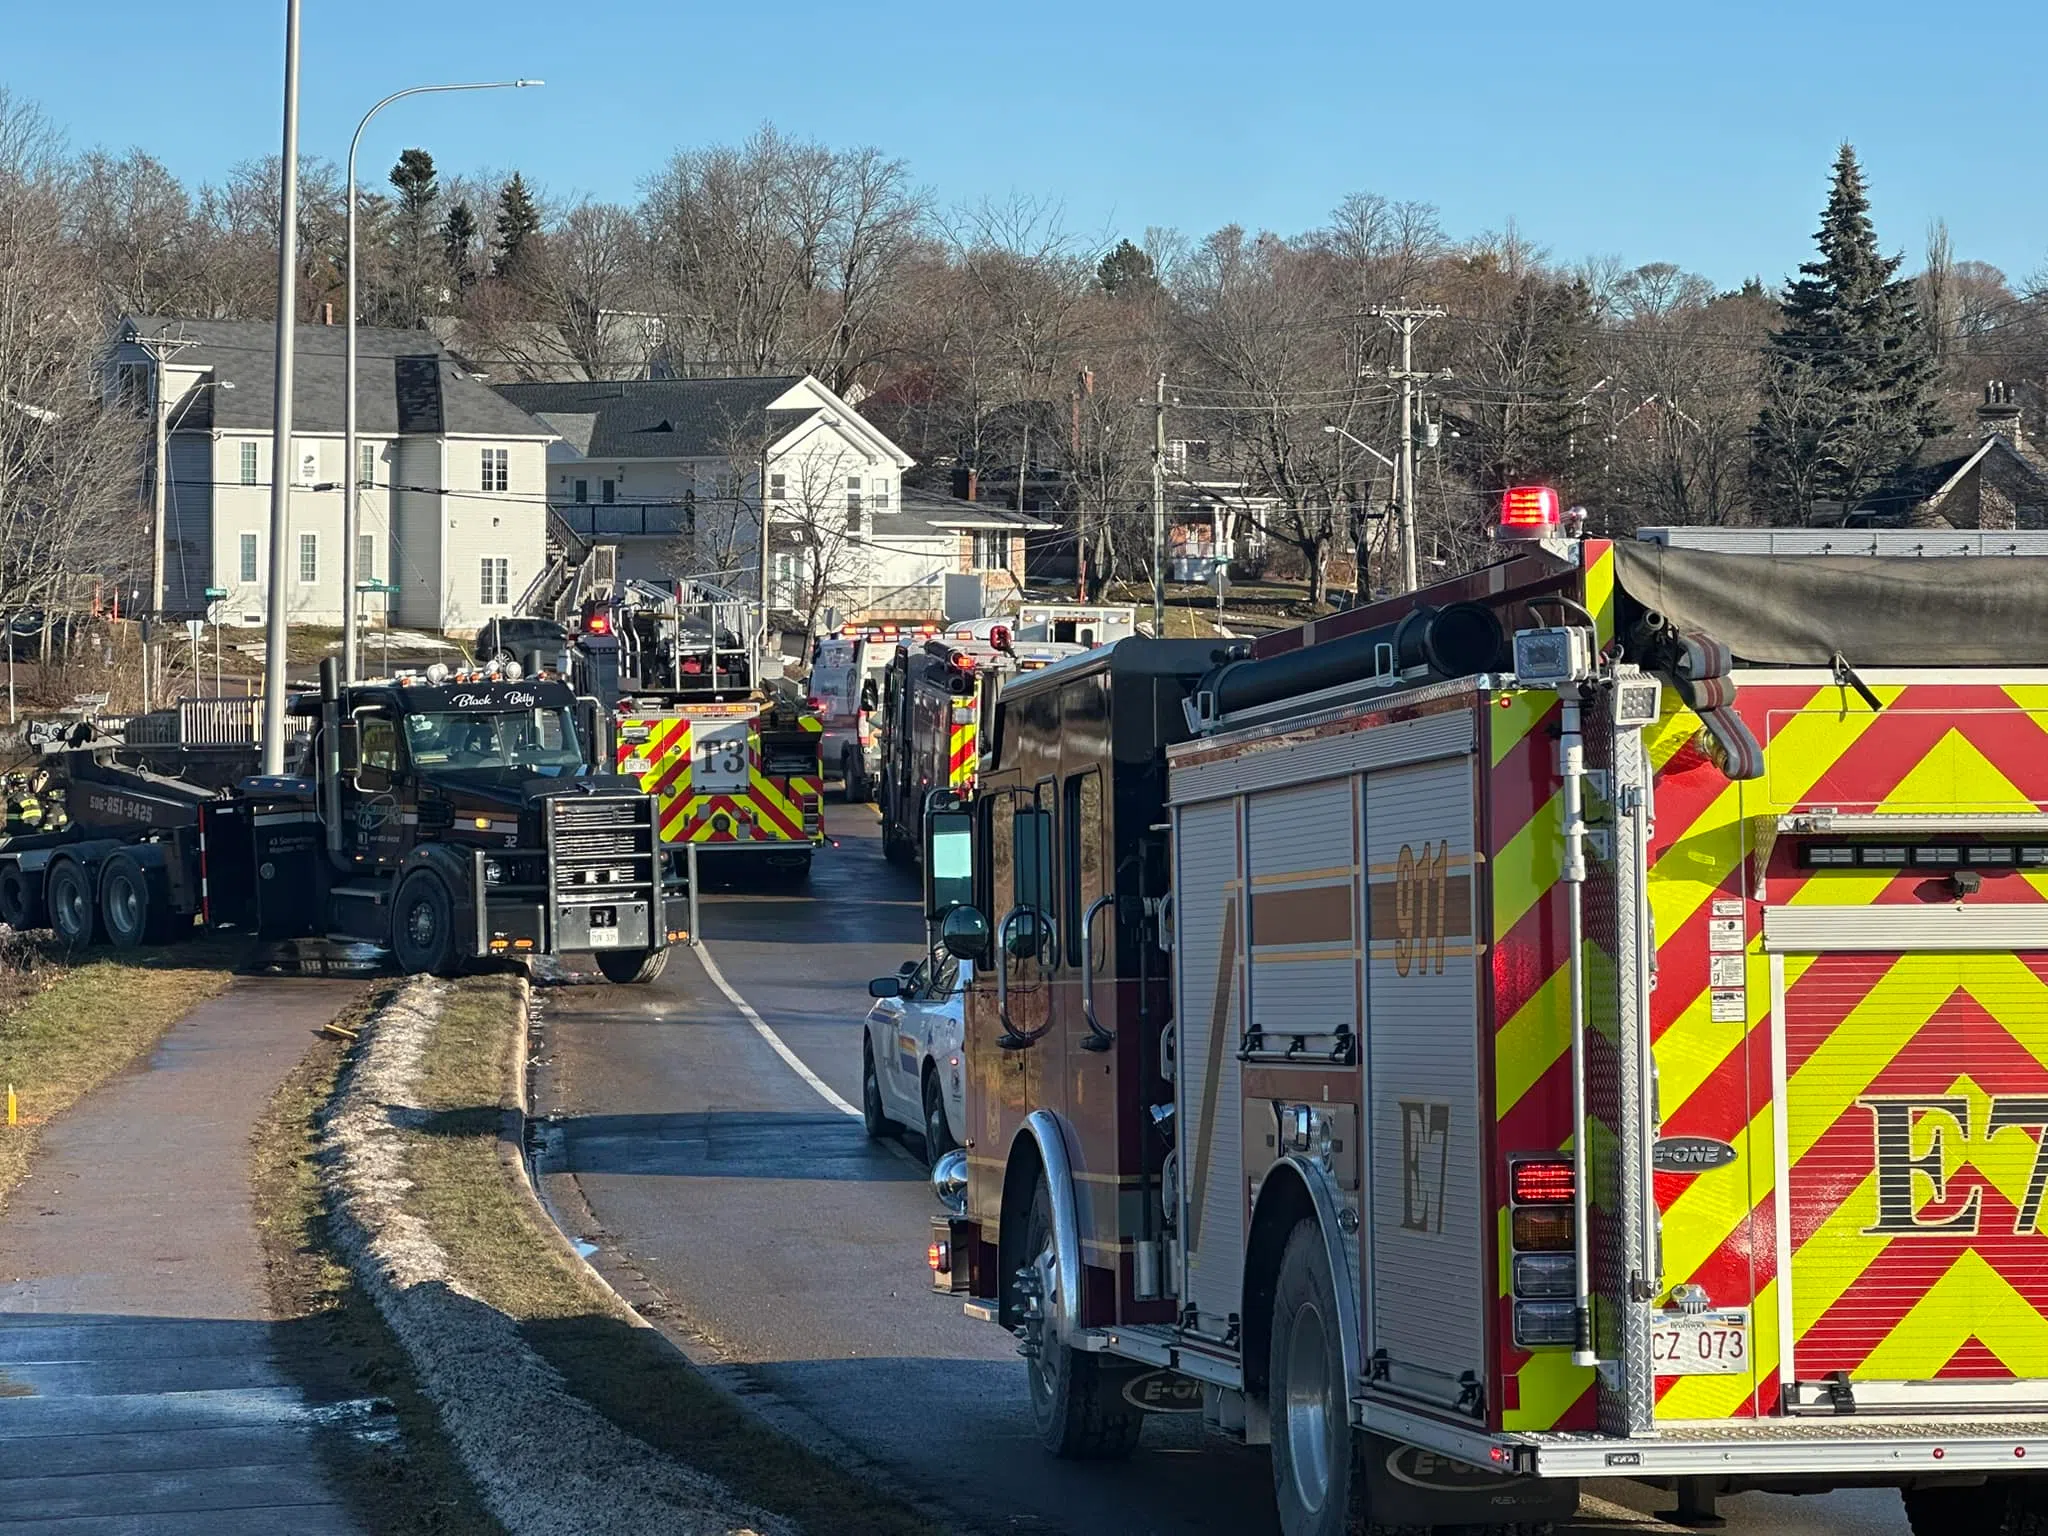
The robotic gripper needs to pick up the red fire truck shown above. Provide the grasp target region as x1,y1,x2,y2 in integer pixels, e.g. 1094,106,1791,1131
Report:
918,490,2048,1534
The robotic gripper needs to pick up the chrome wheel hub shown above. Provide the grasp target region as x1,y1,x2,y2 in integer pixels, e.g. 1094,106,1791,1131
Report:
1284,1300,1333,1513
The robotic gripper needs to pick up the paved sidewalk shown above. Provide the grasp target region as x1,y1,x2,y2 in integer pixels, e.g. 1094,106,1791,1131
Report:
0,976,366,1534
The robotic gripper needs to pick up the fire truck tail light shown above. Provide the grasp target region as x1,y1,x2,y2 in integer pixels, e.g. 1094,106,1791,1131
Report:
928,1239,951,1274
584,611,611,636
1513,1300,1577,1348
1510,1157,1575,1205
1513,1253,1575,1299
1498,485,1561,539
949,652,976,672
1511,1206,1574,1253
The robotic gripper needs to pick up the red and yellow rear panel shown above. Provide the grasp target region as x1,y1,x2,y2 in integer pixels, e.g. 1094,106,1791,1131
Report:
1493,669,2048,1429
616,706,823,848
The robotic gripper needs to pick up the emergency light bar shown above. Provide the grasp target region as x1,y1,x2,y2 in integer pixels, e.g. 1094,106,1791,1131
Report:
1497,485,1562,540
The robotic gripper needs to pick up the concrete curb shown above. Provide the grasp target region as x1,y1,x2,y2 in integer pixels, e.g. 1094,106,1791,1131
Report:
321,975,786,1536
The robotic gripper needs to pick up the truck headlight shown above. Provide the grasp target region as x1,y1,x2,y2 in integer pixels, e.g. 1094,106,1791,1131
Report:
484,859,504,884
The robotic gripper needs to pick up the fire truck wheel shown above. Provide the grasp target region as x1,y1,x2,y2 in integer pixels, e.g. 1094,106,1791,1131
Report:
923,1073,957,1164
46,858,100,949
1269,1220,1366,1536
1904,1481,2041,1536
1020,1177,1143,1461
100,853,167,949
862,1040,898,1140
391,871,459,977
0,862,43,932
594,947,669,985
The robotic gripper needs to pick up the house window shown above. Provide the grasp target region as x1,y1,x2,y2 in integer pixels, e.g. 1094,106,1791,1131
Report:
239,441,258,485
845,476,863,532
114,362,152,415
601,479,616,504
358,442,377,489
298,532,319,585
769,472,787,502
773,551,799,606
481,447,509,492
717,470,742,500
357,533,374,583
481,557,509,606
573,479,588,503
239,533,259,584
973,531,1007,571
872,479,890,512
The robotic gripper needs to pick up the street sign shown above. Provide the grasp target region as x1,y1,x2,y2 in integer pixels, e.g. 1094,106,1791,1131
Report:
186,620,206,642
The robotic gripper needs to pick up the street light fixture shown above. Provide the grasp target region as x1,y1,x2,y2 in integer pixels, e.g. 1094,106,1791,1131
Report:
343,77,542,684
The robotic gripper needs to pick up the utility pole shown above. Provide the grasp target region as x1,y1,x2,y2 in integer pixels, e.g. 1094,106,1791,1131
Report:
1369,303,1445,593
260,0,303,775
1152,372,1166,635
133,333,194,715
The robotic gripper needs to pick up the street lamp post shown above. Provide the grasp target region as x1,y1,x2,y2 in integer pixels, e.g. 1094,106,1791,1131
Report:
343,78,541,684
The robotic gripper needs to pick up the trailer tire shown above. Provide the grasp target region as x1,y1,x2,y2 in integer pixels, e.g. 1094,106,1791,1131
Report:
46,858,99,949
1020,1176,1143,1461
1269,1220,1367,1536
594,947,669,985
100,853,167,948
391,871,459,977
0,862,42,932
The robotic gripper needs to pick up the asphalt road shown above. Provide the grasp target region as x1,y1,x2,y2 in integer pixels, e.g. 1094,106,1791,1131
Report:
529,802,1911,1536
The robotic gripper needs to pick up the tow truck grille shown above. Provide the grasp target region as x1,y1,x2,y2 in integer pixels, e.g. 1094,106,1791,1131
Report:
548,794,657,906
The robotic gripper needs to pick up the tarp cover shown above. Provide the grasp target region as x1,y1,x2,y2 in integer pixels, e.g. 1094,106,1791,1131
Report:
1612,541,2048,666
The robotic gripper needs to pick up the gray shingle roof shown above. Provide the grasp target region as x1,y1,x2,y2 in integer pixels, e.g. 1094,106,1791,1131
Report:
123,316,553,439
899,487,1054,532
489,377,808,459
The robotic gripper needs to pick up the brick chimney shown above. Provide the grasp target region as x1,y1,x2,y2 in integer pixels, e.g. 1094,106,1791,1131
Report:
319,302,335,325
1980,380,2048,473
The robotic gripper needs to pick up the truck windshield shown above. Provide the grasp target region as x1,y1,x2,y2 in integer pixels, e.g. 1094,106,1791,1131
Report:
404,708,584,772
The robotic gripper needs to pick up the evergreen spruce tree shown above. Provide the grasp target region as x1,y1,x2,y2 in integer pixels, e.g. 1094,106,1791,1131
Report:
1753,144,1946,524
387,148,439,324
1097,238,1157,296
441,203,479,290
494,173,542,278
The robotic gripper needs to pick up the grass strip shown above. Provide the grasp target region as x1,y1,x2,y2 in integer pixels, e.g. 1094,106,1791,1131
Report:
0,936,241,1210
249,983,504,1536
406,973,938,1536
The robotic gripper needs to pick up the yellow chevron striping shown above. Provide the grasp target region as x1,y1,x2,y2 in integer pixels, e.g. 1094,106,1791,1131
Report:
1586,544,1616,649
1495,964,1572,1118
1492,794,1564,938
1490,690,1556,769
1857,1249,2048,1381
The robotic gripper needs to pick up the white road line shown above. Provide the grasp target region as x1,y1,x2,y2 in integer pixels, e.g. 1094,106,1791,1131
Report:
693,941,862,1117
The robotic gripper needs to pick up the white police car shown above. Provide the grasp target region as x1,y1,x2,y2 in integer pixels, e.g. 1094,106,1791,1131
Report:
861,954,967,1165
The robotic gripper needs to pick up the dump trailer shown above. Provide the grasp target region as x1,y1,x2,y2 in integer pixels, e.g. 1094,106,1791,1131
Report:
573,580,824,877
918,490,2048,1534
0,660,678,983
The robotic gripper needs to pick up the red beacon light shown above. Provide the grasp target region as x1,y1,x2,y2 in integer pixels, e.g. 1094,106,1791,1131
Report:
1497,485,1562,541
989,624,1013,652
582,610,612,636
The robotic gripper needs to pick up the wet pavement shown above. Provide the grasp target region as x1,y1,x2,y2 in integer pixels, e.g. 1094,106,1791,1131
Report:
0,976,368,1534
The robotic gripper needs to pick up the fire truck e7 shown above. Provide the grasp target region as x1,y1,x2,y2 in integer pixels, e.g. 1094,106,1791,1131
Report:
572,579,824,880
915,488,2048,1534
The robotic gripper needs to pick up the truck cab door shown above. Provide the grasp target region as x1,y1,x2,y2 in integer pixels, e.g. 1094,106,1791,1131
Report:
346,713,408,868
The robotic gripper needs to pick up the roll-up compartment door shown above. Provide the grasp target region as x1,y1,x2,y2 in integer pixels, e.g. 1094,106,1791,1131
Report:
1364,755,1486,1411
1175,798,1245,1334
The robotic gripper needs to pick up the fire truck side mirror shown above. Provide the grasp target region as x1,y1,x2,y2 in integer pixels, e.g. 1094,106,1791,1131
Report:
860,678,879,712
336,721,362,776
926,809,975,920
938,905,990,962
575,696,609,771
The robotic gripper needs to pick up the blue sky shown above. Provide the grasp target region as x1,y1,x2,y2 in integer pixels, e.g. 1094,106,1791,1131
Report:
11,0,2045,291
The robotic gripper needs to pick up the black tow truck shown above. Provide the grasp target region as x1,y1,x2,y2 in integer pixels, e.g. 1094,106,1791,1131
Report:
0,660,682,983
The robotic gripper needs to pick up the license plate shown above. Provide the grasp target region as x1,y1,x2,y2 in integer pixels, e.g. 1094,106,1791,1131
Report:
588,927,620,948
1652,1309,1750,1375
